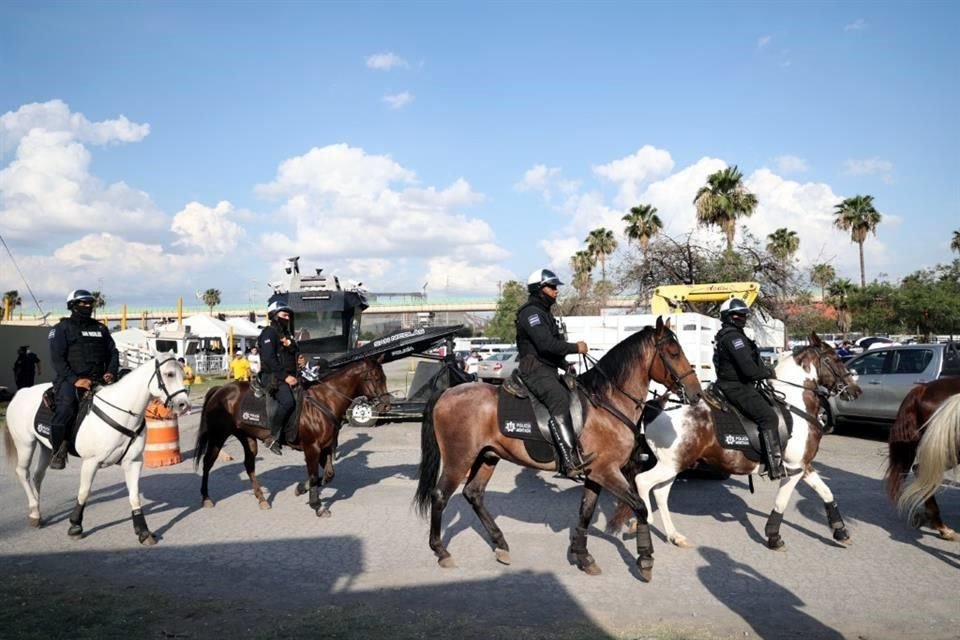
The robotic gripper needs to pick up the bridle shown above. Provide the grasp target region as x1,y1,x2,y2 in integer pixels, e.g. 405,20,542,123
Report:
653,333,698,404
154,356,190,407
773,346,854,400
304,360,392,422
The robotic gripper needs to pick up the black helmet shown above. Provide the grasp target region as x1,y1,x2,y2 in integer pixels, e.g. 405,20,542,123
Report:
66,289,96,310
719,297,751,322
526,268,564,294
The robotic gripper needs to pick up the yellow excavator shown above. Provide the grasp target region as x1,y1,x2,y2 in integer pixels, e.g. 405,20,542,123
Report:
650,282,760,314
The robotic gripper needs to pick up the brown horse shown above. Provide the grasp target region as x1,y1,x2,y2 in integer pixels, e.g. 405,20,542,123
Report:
194,357,388,517
609,333,862,551
885,376,960,540
414,317,704,582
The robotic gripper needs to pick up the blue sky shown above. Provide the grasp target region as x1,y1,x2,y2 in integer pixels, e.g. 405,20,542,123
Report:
1,1,957,311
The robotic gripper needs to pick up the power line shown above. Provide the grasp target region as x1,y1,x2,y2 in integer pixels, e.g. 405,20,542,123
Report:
0,234,46,316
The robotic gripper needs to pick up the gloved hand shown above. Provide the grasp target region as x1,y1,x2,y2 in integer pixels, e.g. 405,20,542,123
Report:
74,378,92,390
285,375,299,387
576,341,588,354
103,372,115,385
765,366,778,379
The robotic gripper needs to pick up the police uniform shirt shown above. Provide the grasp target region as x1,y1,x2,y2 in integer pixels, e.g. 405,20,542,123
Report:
714,323,769,383
48,316,119,384
516,296,579,369
258,324,300,378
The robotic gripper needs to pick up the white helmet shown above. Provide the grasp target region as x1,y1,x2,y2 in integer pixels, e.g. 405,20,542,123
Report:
526,268,564,294
66,289,96,309
267,300,293,318
719,297,751,321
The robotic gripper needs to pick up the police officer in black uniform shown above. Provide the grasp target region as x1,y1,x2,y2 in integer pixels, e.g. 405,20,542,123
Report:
258,299,301,455
713,298,784,479
47,289,119,470
516,268,591,479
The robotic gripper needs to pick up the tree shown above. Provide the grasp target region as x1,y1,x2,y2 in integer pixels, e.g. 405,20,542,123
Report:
810,263,836,301
570,250,594,298
766,228,800,263
828,279,855,335
622,204,663,255
585,227,617,282
203,288,222,316
694,165,758,252
90,290,106,318
485,280,525,342
2,290,22,321
952,229,960,255
833,194,882,288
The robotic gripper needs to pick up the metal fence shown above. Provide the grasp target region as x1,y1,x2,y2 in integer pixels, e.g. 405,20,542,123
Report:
194,354,226,374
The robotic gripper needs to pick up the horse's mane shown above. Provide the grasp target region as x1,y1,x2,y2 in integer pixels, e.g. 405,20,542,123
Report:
579,326,656,396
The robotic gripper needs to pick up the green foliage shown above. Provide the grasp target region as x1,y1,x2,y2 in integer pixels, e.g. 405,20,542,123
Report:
203,288,222,316
694,165,758,252
766,228,799,262
834,194,882,287
585,227,617,282
622,204,663,253
485,280,526,342
952,229,960,254
810,263,836,298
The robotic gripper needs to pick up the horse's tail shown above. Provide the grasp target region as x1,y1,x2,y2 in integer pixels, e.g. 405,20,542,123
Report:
897,393,960,519
884,385,925,502
414,389,444,518
193,386,221,470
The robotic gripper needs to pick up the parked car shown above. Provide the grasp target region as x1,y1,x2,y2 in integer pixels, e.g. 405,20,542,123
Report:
827,342,960,428
476,351,519,384
758,346,782,366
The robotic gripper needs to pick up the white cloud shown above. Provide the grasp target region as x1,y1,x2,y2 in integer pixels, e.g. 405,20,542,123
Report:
774,155,808,174
365,52,409,70
844,18,867,32
424,257,514,296
171,200,244,256
0,103,163,241
256,144,511,294
593,145,675,208
844,157,893,176
757,35,772,48
382,92,414,109
516,164,561,191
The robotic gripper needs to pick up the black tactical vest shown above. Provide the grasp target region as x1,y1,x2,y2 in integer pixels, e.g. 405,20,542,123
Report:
64,317,110,378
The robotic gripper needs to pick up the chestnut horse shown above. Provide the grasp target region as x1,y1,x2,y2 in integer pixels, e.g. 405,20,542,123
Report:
610,333,862,551
194,357,388,517
885,376,960,540
414,317,704,582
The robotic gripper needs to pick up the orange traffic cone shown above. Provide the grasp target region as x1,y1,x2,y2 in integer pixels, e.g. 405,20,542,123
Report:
144,400,182,467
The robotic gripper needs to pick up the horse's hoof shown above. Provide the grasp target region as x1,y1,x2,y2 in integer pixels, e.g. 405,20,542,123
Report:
833,528,851,544
294,483,307,496
259,501,272,511
68,525,83,538
202,498,215,509
671,536,693,548
768,537,786,551
638,567,653,582
28,516,41,528
939,528,958,541
582,561,602,576
438,556,456,569
316,507,331,518
494,548,511,565
139,532,157,546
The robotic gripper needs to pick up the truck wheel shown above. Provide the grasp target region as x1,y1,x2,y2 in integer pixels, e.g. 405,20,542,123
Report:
819,399,835,434
347,398,377,427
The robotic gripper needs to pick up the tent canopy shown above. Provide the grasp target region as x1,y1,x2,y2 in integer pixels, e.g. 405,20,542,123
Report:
156,314,259,341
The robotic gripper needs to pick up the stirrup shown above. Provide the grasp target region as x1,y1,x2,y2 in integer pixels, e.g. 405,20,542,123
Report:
264,436,283,456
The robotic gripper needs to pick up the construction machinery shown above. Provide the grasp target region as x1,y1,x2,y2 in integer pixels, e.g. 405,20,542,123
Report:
650,282,760,315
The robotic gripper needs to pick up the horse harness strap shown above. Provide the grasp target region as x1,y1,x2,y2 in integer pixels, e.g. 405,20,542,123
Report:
583,388,642,434
305,394,339,423
90,402,146,464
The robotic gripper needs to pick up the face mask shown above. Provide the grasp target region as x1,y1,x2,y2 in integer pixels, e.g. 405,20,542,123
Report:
730,314,747,329
73,305,93,319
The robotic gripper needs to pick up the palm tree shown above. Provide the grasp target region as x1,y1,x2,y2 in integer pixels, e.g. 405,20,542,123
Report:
622,204,663,255
570,250,594,297
2,290,22,321
585,227,617,282
828,278,855,335
766,228,800,263
694,165,758,252
810,263,836,301
833,194,882,288
203,288,222,316
90,290,106,318
951,229,960,255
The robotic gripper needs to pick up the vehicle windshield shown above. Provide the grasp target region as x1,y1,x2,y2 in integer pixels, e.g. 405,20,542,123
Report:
486,352,515,361
296,311,344,341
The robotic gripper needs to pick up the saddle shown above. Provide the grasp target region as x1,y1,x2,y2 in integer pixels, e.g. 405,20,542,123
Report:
497,370,585,463
238,384,304,446
34,386,97,455
704,383,792,462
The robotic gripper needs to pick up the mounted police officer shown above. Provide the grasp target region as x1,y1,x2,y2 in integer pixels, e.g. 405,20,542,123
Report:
516,268,591,479
258,299,301,455
713,298,784,479
47,289,119,470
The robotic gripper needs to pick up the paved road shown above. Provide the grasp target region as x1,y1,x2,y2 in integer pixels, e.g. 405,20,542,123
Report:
1,372,958,639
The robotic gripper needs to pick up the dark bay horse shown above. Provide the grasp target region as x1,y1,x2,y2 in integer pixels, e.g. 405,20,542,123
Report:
609,333,862,551
885,376,960,540
414,317,704,582
195,357,388,517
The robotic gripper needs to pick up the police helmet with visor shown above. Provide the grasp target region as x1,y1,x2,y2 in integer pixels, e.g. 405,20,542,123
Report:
66,289,96,310
719,297,751,322
526,268,564,295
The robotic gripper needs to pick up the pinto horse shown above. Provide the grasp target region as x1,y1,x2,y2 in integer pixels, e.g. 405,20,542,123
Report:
414,317,704,582
4,355,190,543
194,357,388,517
610,333,862,551
885,376,960,540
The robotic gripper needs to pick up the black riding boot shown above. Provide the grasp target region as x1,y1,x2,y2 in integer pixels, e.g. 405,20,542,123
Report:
759,429,785,480
264,413,284,456
548,416,595,479
49,429,68,470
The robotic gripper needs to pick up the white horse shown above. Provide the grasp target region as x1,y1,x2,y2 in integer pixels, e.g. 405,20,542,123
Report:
3,354,189,544
611,333,862,550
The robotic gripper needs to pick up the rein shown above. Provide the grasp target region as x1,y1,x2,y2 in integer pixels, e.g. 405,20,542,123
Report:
304,363,389,423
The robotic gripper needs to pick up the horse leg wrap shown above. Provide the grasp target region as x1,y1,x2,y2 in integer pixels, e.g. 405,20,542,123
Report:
634,521,655,558
131,509,149,536
765,509,784,549
824,501,850,542
568,527,588,555
69,501,85,527
308,485,320,509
